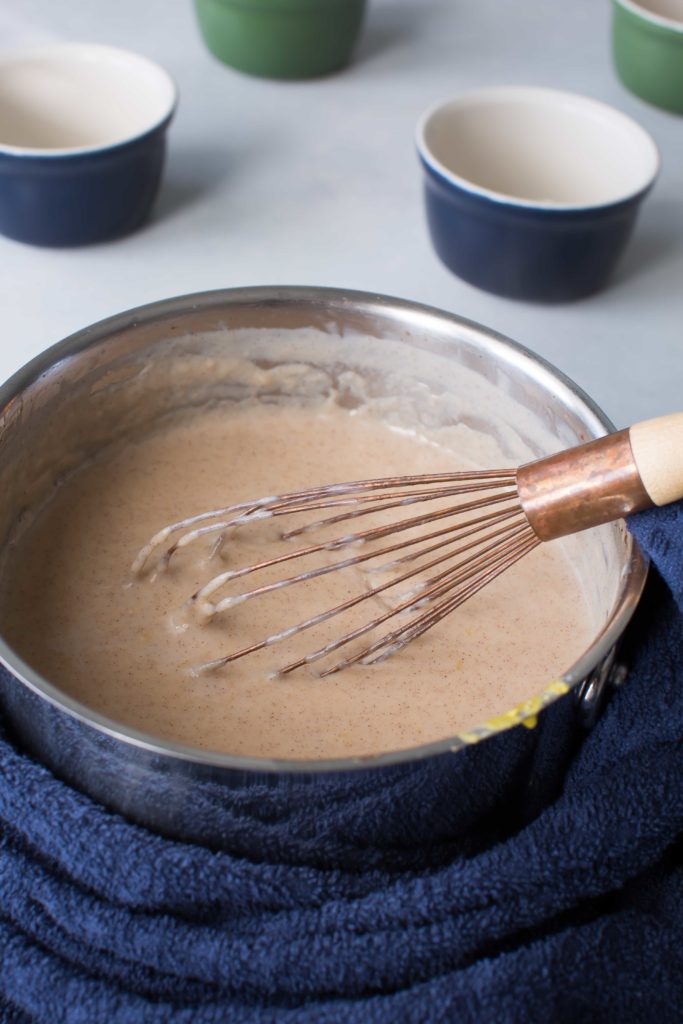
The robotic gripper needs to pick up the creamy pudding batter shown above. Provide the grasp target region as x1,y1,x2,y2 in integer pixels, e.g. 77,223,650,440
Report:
0,400,592,759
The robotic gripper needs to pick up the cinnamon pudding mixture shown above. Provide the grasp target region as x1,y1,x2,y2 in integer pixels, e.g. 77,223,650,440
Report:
0,400,592,759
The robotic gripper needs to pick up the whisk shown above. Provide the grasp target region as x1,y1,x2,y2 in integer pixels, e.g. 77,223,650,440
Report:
132,414,683,677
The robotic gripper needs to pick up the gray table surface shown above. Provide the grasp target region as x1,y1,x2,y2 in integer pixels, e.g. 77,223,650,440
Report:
1,0,681,429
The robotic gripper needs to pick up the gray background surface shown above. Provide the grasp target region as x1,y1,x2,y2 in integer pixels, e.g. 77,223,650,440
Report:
1,0,681,427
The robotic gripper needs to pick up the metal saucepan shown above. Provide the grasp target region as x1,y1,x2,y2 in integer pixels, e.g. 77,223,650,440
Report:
0,287,646,852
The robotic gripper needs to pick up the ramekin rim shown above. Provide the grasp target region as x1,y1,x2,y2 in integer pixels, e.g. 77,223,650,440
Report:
0,42,178,158
613,0,683,33
415,85,661,213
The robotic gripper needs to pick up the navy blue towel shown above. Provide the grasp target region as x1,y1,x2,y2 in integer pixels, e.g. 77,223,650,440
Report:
1,505,682,1023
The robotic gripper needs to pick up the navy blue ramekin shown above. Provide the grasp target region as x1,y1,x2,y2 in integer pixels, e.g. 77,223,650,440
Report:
0,44,177,248
417,87,660,302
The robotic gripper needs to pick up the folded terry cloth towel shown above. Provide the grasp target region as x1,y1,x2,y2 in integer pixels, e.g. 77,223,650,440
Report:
0,504,682,1023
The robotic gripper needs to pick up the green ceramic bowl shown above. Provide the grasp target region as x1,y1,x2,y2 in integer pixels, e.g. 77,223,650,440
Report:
612,0,683,113
194,0,367,79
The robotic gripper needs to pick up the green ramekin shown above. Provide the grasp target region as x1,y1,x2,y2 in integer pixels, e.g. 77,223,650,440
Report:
193,0,367,79
612,0,683,114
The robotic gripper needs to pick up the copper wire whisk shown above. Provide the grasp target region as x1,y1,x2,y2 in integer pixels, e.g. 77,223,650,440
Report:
132,414,683,676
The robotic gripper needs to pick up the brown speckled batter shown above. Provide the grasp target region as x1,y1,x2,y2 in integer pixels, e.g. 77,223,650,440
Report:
0,402,591,759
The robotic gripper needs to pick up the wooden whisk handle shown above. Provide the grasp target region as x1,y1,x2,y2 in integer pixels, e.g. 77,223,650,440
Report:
629,414,683,508
518,413,683,542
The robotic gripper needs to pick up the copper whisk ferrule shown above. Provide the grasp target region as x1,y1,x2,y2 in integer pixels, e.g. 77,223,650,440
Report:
518,429,652,542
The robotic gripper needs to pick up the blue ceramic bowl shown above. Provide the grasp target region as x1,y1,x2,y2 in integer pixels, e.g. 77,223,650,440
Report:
0,44,177,247
417,87,660,302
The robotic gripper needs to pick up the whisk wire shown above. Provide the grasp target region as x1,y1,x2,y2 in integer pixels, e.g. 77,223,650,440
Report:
278,478,519,538
133,470,518,576
282,524,538,677
196,503,526,618
192,514,535,676
134,468,544,676
192,489,522,615
320,531,540,675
